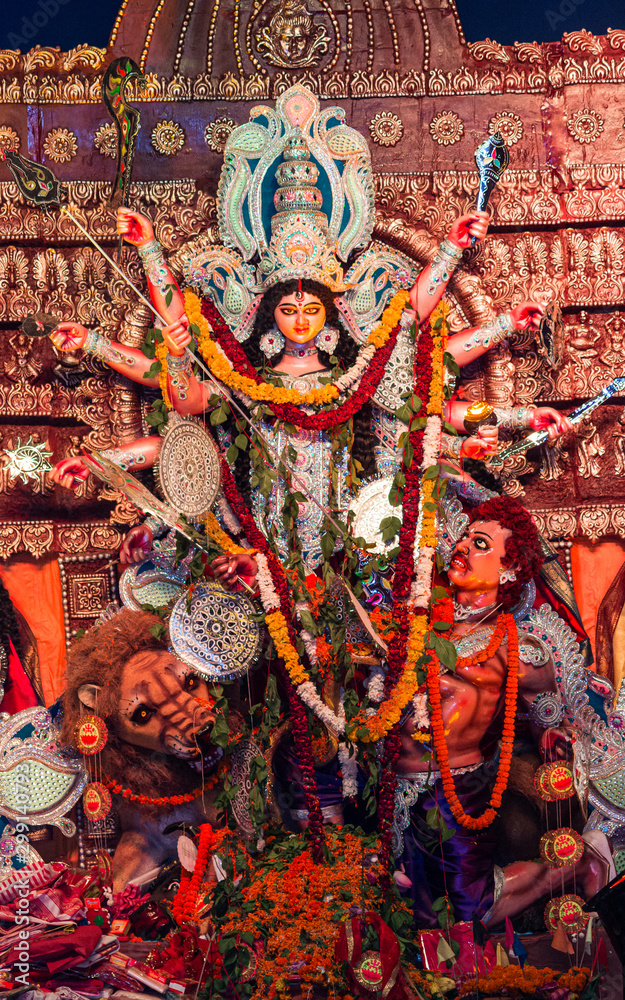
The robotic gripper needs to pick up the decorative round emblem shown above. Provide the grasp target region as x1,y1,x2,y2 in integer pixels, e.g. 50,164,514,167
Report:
368,112,404,147
545,894,588,933
75,716,108,755
566,108,604,144
158,418,221,517
488,112,523,146
83,782,112,822
238,942,257,983
204,118,236,153
429,111,464,146
151,120,186,156
169,581,261,682
540,828,584,868
534,762,574,801
354,951,384,991
4,436,53,484
230,738,263,838
349,478,399,555
530,691,565,727
94,122,118,158
0,125,20,152
43,127,78,163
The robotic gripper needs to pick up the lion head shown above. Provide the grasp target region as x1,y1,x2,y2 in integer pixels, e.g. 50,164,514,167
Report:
61,609,220,817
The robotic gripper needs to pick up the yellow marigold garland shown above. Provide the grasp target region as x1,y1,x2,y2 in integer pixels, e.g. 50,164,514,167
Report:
426,300,448,416
155,338,172,409
265,610,309,686
185,288,410,409
205,511,255,557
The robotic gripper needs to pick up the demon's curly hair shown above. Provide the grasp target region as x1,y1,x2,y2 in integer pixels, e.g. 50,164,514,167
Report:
61,609,202,817
469,495,543,609
231,279,377,501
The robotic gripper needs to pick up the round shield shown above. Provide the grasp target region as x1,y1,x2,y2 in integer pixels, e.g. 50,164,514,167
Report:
158,418,221,518
349,477,399,555
169,581,261,682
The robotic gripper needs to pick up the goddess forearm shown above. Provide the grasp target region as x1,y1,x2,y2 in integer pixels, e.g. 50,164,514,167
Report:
100,436,162,471
411,238,464,320
136,239,185,325
447,312,517,366
83,329,158,385
165,353,211,414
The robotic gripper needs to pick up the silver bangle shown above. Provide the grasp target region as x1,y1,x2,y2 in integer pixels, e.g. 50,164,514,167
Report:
493,405,534,431
143,514,168,539
138,239,170,296
441,433,463,459
166,351,193,401
427,238,464,295
83,329,135,367
461,312,516,353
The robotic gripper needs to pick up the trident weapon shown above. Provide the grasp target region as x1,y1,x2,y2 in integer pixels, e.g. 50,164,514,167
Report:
0,150,346,538
102,57,147,259
489,376,625,469
472,132,509,244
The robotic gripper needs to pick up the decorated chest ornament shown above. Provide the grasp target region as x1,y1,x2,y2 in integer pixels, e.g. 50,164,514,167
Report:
174,83,419,342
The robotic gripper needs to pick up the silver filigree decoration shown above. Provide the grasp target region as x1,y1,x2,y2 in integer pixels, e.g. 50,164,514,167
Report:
169,582,261,682
158,418,221,518
229,738,263,838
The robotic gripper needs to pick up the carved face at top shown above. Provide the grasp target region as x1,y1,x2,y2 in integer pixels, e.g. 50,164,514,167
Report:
112,649,215,760
447,520,514,596
277,22,309,60
274,292,326,344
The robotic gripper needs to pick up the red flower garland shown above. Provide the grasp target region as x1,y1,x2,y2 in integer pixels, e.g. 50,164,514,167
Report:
219,456,325,860
199,297,401,431
172,823,217,924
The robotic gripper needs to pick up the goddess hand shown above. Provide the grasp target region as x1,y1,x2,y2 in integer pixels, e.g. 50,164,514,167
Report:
529,407,572,442
461,424,498,459
447,211,489,250
116,207,155,247
210,553,259,593
50,457,90,490
509,301,544,331
119,524,153,566
50,322,89,352
163,315,191,357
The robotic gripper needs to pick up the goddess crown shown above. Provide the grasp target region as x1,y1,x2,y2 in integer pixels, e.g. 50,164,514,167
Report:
173,84,417,339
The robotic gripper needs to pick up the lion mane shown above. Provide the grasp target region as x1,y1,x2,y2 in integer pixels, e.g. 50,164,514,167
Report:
61,609,202,818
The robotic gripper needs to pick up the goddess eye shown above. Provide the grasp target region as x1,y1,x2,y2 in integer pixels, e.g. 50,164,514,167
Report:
304,305,322,313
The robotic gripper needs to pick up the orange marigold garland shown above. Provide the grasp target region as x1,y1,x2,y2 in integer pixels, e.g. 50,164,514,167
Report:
427,612,520,830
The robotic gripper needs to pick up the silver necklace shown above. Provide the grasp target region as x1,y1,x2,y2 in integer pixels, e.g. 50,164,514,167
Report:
453,598,499,621
283,344,318,358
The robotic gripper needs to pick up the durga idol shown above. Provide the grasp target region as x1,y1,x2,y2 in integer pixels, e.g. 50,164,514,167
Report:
51,84,568,584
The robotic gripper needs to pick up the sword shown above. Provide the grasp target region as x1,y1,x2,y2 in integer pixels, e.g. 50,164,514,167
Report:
489,376,625,469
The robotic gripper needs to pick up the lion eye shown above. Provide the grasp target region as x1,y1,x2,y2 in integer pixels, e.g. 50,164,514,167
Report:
185,675,199,691
131,705,154,726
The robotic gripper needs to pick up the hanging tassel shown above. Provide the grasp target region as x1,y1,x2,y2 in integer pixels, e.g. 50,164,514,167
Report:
504,916,515,953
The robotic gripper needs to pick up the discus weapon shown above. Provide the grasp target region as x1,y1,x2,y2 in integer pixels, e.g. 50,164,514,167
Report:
489,376,625,469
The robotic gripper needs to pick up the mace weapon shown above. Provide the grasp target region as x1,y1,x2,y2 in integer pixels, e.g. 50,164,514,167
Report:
489,376,625,469
472,132,509,244
0,149,346,538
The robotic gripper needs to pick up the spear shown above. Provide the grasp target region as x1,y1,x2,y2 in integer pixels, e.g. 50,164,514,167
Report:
0,150,345,536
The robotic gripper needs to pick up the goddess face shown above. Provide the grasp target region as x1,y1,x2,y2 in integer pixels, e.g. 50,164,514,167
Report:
274,292,326,344
447,520,513,595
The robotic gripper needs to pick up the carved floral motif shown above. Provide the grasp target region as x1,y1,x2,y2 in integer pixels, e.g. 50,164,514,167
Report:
0,125,19,151
368,112,404,147
151,120,185,155
566,109,605,145
428,110,464,146
488,112,523,145
93,122,117,158
204,118,236,153
42,127,77,163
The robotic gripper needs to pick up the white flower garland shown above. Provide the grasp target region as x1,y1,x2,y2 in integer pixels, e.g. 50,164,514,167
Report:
338,741,358,798
254,553,346,737
217,493,242,536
